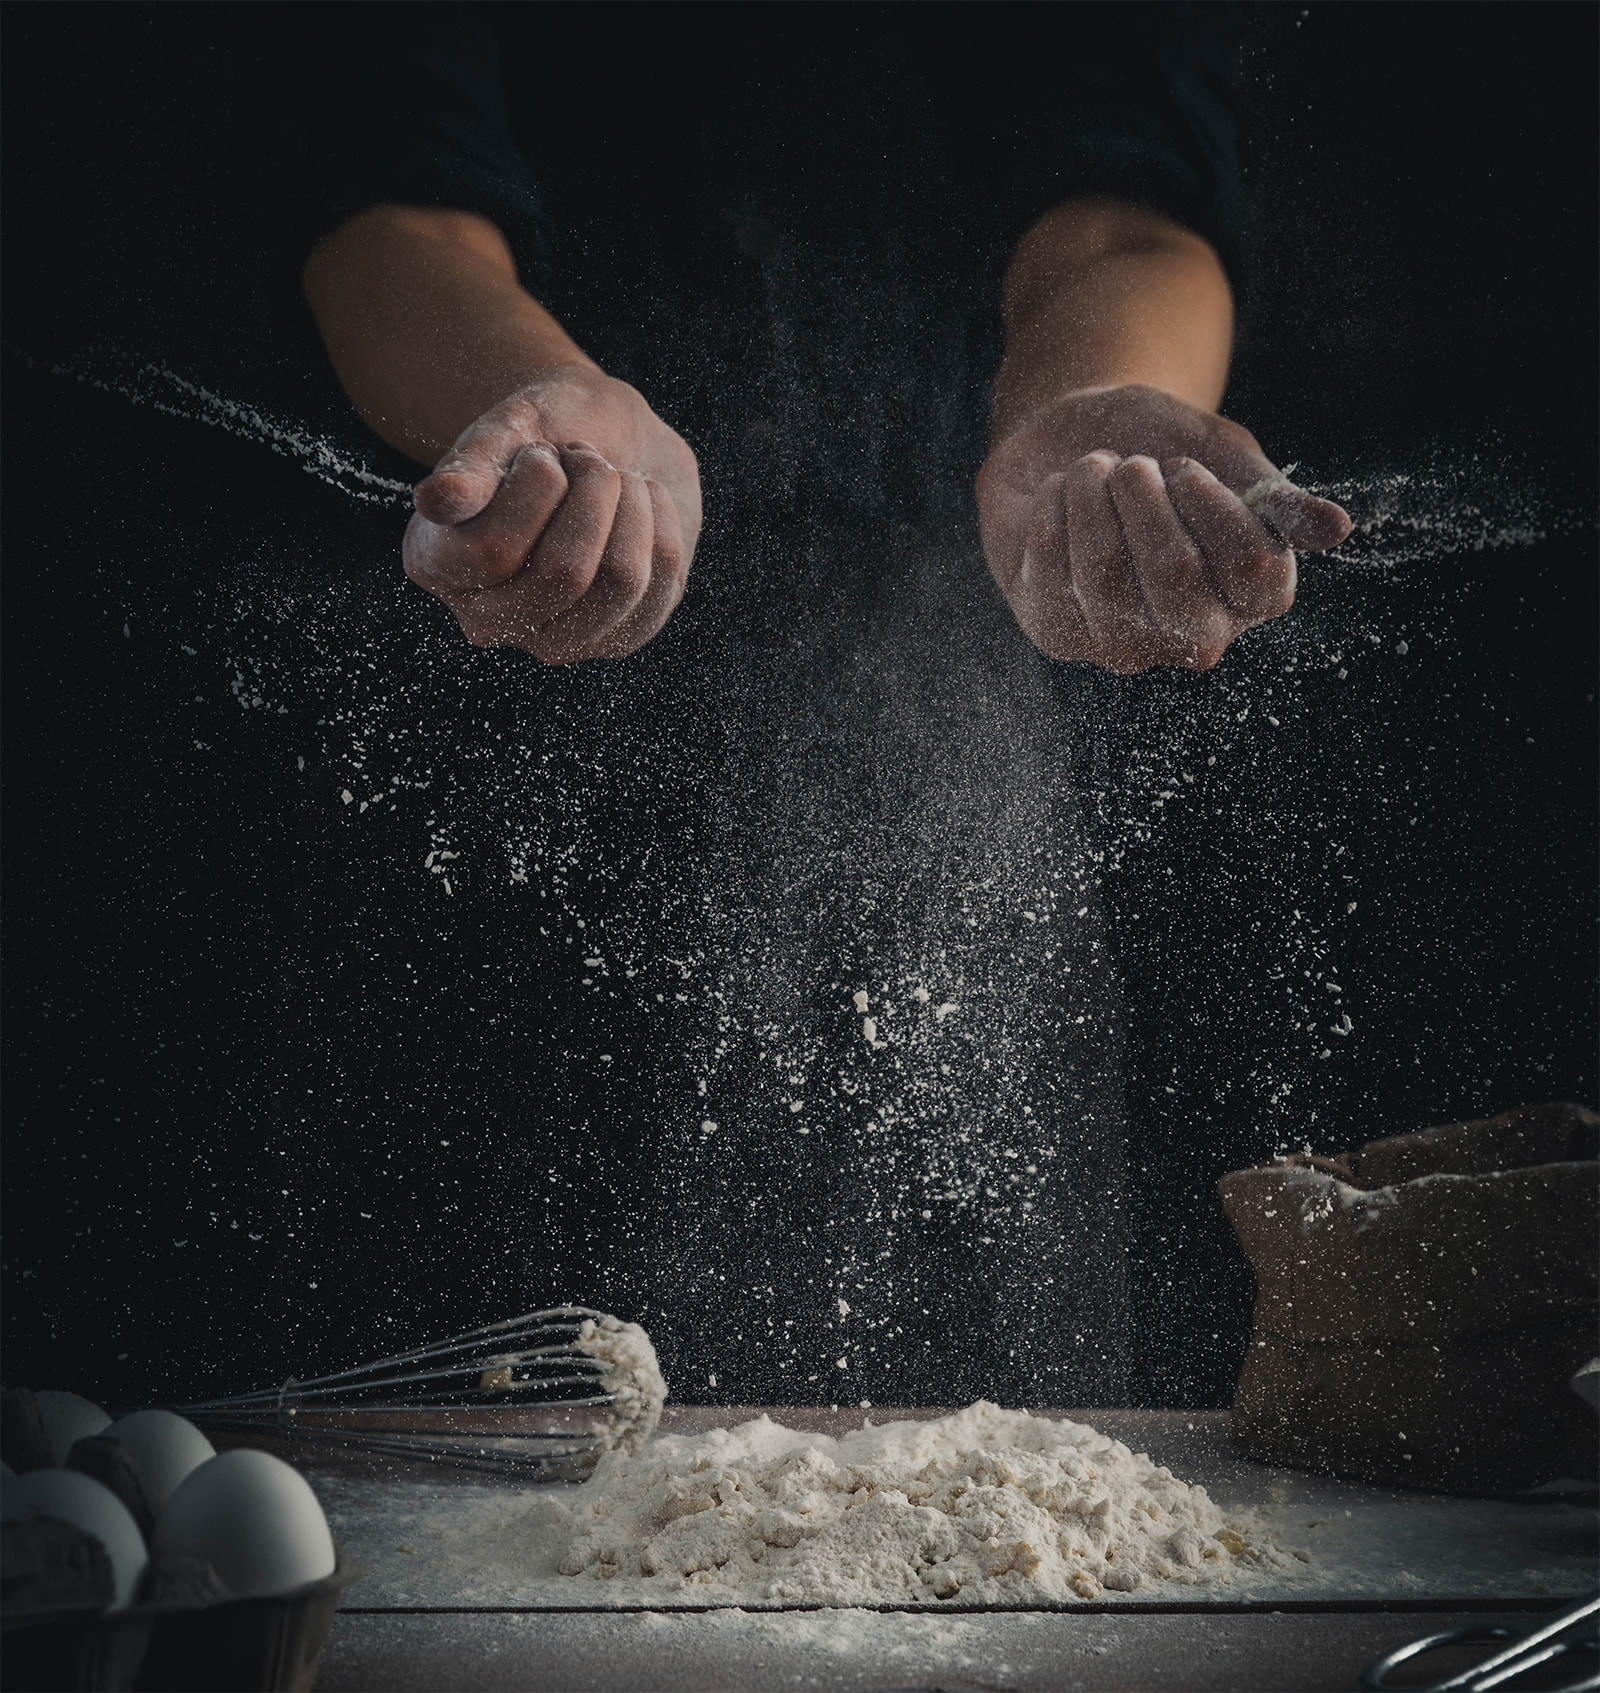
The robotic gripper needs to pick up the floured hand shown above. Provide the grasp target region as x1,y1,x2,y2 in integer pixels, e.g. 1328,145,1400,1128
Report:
976,384,1350,673
404,366,701,663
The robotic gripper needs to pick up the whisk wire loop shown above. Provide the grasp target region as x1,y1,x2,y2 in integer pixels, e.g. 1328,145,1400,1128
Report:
179,1307,650,1476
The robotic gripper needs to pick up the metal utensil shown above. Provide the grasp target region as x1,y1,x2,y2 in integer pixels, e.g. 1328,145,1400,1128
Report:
1359,1589,1599,1693
179,1307,659,1476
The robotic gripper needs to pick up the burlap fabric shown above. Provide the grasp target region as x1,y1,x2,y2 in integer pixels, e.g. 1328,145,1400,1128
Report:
1219,1101,1598,1493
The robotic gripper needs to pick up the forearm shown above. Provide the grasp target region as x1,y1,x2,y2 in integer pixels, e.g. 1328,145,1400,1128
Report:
303,204,595,467
990,199,1234,442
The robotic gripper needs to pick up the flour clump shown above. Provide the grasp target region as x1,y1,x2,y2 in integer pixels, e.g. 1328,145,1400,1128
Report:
556,1401,1299,1602
576,1316,667,1454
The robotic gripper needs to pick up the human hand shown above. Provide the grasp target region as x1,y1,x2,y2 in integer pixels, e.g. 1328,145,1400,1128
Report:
975,384,1351,672
403,366,701,662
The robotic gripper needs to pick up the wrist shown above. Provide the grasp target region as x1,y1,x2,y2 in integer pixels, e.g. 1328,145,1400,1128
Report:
989,342,1153,448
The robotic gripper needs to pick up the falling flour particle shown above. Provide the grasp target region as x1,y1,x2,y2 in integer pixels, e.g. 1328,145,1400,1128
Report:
554,1402,1299,1602
575,1316,668,1454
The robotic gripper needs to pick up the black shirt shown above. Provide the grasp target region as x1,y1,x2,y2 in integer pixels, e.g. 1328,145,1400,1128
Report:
286,3,1246,298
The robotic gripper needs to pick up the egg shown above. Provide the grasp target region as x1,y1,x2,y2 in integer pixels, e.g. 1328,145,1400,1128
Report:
2,1467,149,1609
34,1390,111,1465
154,1449,335,1597
102,1409,214,1512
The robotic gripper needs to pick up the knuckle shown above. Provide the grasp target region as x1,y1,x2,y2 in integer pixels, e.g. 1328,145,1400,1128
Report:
521,448,567,497
1162,462,1208,504
569,443,620,481
1107,454,1158,490
497,394,544,429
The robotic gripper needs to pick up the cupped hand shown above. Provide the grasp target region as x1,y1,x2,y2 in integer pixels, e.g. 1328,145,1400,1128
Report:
403,366,702,662
975,384,1351,672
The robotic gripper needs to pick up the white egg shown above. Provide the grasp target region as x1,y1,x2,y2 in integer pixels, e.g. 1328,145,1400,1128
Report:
103,1409,214,1512
154,1449,335,1597
35,1390,111,1465
2,1467,149,1610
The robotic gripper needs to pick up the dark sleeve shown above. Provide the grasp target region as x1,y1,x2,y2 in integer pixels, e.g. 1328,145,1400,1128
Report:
278,2,554,290
1003,3,1247,282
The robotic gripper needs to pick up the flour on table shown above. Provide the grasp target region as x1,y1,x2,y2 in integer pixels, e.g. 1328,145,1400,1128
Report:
577,1316,667,1454
556,1401,1302,1603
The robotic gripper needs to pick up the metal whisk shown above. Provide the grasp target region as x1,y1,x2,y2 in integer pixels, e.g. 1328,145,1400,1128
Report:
180,1307,657,1476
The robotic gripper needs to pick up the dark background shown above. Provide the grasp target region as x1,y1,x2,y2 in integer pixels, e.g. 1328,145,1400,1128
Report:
3,3,1595,1407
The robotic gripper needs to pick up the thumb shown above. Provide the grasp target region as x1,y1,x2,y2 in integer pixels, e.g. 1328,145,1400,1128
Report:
414,462,504,527
413,400,551,526
1244,476,1353,553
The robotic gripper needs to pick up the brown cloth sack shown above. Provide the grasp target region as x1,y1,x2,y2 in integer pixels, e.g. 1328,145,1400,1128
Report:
1219,1100,1599,1494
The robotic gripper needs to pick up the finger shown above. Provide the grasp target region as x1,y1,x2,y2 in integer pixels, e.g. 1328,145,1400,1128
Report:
1251,482,1353,552
413,395,548,524
1064,450,1158,667
1187,413,1279,496
597,477,692,659
1164,457,1296,624
405,441,567,593
447,442,621,646
1107,455,1232,669
528,470,655,663
1011,472,1093,660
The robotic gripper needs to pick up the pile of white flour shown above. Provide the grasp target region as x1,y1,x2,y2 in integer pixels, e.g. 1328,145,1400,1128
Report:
576,1316,668,1454
556,1401,1301,1603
